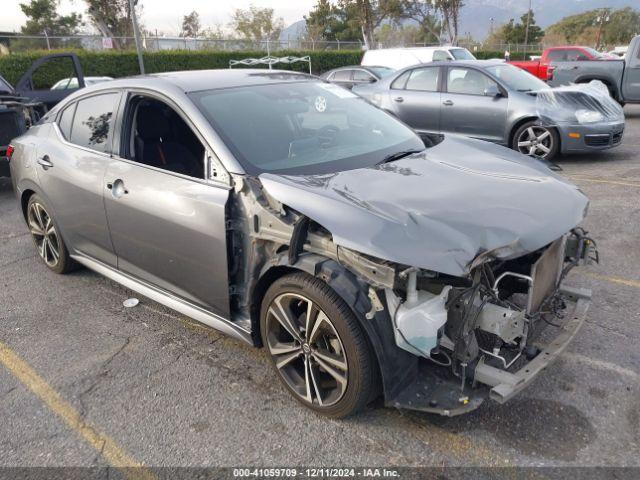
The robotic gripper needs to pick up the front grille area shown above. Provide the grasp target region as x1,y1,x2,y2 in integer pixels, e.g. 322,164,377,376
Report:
584,134,611,147
612,130,624,144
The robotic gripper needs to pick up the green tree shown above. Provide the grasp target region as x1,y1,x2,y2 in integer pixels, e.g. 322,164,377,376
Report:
180,11,201,37
435,0,463,44
304,0,361,42
230,5,285,42
545,8,640,48
85,0,143,49
501,10,543,44
400,0,441,44
20,0,82,36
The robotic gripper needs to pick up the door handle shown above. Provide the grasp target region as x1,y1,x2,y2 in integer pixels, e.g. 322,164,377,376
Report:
443,99,454,106
108,179,129,198
37,155,53,169
393,96,404,103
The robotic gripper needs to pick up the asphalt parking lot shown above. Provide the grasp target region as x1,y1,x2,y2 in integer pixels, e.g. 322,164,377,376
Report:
1,107,639,472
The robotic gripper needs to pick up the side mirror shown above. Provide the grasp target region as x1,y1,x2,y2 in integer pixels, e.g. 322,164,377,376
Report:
484,84,501,97
368,77,377,83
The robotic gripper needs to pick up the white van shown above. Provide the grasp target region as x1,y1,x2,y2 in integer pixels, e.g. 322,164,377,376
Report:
361,46,476,70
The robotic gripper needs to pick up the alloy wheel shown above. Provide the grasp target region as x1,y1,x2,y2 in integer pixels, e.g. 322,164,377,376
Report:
28,202,60,268
517,126,554,158
265,293,348,407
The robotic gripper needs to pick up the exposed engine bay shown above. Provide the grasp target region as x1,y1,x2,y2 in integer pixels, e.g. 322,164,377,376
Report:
224,171,597,416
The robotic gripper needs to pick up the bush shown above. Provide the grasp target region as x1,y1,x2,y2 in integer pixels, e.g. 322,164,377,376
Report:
0,48,543,87
0,49,364,86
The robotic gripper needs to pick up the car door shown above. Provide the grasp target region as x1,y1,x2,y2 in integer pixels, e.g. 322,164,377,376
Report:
387,66,442,133
622,40,640,102
440,66,508,142
35,91,121,267
103,92,231,318
15,54,85,111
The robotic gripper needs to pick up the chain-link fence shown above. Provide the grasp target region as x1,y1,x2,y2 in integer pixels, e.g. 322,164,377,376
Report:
0,35,365,53
0,34,548,56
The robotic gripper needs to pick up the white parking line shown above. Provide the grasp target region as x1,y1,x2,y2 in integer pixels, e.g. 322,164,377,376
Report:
561,352,640,382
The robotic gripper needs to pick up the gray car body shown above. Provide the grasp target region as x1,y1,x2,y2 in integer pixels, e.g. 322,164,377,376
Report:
548,35,640,104
353,59,625,154
9,69,591,414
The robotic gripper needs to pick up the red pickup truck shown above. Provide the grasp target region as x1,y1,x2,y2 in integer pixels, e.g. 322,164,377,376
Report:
509,46,616,81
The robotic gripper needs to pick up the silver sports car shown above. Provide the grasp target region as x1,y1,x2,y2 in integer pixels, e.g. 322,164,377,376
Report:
9,69,596,418
353,60,625,160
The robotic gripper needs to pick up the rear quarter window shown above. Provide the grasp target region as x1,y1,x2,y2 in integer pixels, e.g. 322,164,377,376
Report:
57,103,76,140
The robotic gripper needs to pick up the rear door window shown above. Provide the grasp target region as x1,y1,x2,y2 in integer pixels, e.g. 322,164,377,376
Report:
353,70,375,82
546,50,567,61
69,92,120,153
432,50,449,61
405,67,440,91
391,70,411,90
333,70,352,81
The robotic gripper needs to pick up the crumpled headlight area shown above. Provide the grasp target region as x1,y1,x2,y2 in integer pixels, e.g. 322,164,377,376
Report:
575,109,604,124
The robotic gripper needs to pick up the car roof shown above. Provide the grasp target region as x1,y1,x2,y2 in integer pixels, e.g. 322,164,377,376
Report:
395,59,504,70
82,69,315,94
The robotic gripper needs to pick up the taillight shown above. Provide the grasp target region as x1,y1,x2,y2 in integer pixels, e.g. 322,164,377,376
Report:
5,145,14,160
546,66,556,81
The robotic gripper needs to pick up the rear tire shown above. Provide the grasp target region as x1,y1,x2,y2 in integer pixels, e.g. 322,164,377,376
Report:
27,194,77,274
511,121,559,161
260,272,377,418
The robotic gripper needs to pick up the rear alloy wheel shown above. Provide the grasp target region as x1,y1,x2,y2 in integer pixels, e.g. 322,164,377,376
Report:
260,273,377,418
27,195,75,274
513,121,559,160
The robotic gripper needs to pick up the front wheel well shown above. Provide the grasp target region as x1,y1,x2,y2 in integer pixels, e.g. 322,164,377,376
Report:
509,117,561,151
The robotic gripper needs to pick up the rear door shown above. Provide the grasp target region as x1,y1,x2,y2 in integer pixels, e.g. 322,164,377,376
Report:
622,39,640,102
15,54,85,111
387,66,442,133
103,91,231,317
440,66,508,142
35,91,121,266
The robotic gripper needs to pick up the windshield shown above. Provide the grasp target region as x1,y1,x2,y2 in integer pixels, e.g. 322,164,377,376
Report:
190,81,423,175
485,64,549,92
368,66,394,78
450,48,476,60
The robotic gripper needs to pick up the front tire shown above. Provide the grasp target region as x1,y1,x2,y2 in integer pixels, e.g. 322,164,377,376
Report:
27,194,76,274
512,121,559,161
260,272,377,418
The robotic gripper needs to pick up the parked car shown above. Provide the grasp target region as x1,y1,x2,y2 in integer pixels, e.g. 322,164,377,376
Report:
1,75,42,177
51,76,113,90
321,66,394,90
361,46,476,70
1,53,93,177
353,60,625,160
549,35,640,105
9,69,596,418
607,46,627,59
509,45,618,81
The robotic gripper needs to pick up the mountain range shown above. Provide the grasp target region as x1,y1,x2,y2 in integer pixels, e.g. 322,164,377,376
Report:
281,0,639,42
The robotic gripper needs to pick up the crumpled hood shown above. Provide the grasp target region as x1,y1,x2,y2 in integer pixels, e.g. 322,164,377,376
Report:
259,135,588,277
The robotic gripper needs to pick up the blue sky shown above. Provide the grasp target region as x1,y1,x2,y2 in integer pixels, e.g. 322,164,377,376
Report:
2,0,315,34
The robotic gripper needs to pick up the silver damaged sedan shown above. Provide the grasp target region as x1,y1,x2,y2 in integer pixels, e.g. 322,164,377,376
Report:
9,70,597,418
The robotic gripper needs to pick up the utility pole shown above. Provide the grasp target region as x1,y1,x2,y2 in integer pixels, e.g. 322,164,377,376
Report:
523,0,532,60
594,8,611,50
129,0,145,74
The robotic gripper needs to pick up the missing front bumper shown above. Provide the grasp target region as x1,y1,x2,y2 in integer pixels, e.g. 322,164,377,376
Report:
386,286,591,416
474,286,591,404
